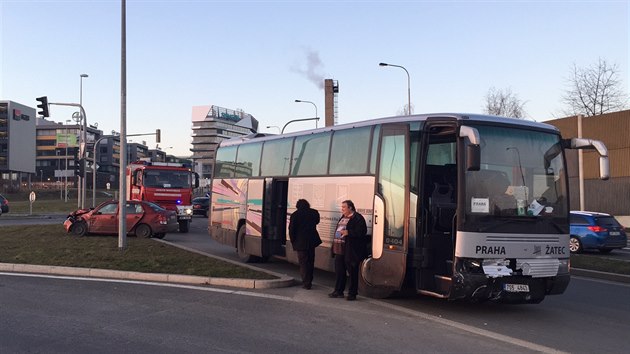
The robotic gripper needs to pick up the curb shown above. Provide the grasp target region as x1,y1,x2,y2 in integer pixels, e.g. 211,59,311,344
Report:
152,238,297,288
1,264,626,287
571,268,630,283
0,262,295,289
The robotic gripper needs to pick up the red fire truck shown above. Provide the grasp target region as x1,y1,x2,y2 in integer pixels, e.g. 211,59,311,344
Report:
127,160,199,233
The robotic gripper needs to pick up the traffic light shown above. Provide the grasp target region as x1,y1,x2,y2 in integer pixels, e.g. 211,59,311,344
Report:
36,96,49,117
155,129,161,143
74,158,84,176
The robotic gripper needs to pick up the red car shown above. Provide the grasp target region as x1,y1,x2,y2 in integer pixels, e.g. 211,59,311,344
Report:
63,200,179,238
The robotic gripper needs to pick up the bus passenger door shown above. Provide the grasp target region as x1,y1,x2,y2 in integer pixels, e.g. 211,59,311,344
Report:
262,178,288,257
361,124,409,295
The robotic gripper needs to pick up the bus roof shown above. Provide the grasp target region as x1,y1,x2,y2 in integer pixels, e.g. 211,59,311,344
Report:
219,113,559,147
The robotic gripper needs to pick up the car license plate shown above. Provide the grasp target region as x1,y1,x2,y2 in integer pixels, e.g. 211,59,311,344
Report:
179,216,192,220
609,231,620,236
504,284,529,292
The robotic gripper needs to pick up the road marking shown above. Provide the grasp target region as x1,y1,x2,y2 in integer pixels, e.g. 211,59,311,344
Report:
2,271,565,353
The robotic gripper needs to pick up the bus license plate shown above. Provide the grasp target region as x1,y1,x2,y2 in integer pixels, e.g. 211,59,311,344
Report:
504,284,529,292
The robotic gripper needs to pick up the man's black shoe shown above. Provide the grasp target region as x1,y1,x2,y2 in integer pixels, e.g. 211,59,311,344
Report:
302,284,312,290
328,292,343,298
346,295,357,301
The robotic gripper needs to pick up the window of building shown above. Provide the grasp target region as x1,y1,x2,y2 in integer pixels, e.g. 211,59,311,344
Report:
37,130,56,136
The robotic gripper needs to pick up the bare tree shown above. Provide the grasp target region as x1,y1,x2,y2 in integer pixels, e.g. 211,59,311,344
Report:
562,58,628,116
396,103,415,116
483,87,527,118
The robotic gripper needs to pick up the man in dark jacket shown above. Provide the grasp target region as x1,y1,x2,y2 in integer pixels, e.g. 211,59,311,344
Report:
329,200,368,301
289,199,322,289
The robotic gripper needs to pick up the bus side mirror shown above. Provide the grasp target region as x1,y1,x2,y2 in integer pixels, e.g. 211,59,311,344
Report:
194,173,200,188
460,125,480,171
466,144,480,171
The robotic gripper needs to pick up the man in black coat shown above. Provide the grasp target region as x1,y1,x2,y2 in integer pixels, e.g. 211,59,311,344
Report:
289,199,322,289
329,200,368,301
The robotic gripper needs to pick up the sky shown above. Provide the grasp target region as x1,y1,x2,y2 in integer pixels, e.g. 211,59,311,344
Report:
1,0,628,157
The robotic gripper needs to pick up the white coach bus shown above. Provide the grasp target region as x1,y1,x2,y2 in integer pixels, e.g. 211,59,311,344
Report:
209,113,609,303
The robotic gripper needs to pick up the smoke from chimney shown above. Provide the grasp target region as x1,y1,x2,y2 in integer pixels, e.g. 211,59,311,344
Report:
291,49,325,90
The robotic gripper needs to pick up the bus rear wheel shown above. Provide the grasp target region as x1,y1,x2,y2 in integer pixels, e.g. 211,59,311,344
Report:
236,226,257,263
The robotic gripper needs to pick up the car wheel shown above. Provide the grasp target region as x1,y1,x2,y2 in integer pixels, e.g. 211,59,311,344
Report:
569,236,582,254
599,249,613,254
135,224,152,238
72,221,88,237
204,210,209,218
153,233,165,239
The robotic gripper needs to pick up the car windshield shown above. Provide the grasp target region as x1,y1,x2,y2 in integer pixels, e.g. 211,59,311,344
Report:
144,170,191,189
145,201,166,211
463,125,569,233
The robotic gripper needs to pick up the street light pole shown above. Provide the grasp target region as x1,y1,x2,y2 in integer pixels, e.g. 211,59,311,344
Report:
294,100,318,128
281,117,320,134
379,62,411,115
80,74,89,209
57,150,62,199
266,126,281,134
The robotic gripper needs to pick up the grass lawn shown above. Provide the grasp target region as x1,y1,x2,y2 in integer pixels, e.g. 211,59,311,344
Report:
0,224,275,280
570,254,630,275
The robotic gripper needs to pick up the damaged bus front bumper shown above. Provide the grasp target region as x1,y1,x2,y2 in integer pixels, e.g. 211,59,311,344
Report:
450,258,570,303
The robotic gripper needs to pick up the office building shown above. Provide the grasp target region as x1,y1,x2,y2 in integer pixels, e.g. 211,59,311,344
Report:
1,100,36,191
190,105,258,181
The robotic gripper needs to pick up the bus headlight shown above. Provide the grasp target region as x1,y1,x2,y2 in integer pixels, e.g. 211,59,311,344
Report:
558,258,570,274
457,258,484,274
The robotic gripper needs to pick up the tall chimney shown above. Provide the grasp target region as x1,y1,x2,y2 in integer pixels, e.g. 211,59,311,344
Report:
324,79,339,127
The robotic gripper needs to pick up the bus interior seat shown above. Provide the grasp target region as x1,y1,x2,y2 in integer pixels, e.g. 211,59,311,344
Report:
425,165,457,232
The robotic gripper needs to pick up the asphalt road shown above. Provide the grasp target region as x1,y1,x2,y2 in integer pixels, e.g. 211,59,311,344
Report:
163,216,630,353
1,215,629,353
0,274,544,354
0,213,67,226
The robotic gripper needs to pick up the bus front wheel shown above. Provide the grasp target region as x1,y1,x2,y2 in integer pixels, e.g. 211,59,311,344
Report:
236,226,257,263
359,259,395,299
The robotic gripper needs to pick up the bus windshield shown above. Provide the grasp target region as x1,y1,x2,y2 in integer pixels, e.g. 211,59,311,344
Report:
143,170,191,189
464,125,568,232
